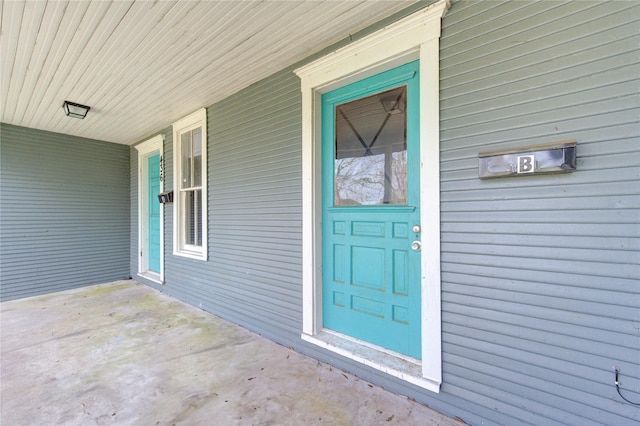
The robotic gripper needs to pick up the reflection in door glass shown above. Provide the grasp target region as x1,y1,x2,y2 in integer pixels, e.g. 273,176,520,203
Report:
335,86,407,205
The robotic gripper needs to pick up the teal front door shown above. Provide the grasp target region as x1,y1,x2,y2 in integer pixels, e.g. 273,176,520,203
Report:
148,154,161,273
322,61,422,359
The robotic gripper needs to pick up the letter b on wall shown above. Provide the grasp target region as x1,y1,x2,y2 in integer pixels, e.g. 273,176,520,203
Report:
517,155,535,174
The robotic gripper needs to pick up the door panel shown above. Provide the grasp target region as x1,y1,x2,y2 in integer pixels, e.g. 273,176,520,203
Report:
322,61,421,359
148,154,161,273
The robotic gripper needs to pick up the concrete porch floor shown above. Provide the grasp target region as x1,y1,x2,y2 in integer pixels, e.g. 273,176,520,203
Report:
1,281,459,425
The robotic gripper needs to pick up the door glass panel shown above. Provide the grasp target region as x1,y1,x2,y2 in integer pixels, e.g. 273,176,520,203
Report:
181,132,192,189
335,86,407,206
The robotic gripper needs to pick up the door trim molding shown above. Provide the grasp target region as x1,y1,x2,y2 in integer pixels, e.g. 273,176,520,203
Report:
295,0,449,393
134,134,164,284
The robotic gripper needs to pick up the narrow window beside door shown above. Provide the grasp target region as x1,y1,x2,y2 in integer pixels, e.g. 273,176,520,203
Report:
173,109,207,260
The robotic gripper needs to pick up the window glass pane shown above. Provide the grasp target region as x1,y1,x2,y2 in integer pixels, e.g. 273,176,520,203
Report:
185,191,194,245
192,128,202,187
174,109,207,258
181,132,192,189
184,191,201,245
195,189,202,247
184,189,201,247
334,86,407,205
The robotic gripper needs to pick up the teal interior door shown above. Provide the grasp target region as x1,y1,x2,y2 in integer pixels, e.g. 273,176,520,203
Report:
148,154,161,273
322,61,422,359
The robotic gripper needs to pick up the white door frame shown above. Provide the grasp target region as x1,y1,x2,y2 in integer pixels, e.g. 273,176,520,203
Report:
134,134,164,284
294,0,449,393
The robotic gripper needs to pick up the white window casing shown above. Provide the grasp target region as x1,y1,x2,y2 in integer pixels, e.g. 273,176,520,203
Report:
172,108,208,261
294,0,449,393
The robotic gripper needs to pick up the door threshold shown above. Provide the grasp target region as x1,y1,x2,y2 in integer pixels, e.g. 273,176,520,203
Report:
302,329,440,393
137,271,162,285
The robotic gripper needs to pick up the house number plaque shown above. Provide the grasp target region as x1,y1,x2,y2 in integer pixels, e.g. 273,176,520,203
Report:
478,140,576,179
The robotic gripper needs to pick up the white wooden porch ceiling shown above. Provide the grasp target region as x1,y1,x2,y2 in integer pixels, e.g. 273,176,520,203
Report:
1,0,417,145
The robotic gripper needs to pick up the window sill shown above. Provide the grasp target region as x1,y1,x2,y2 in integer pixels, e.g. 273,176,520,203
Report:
302,329,440,393
173,250,207,261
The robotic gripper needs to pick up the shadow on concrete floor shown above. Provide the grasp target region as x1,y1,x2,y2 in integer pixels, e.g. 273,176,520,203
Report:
1,280,459,426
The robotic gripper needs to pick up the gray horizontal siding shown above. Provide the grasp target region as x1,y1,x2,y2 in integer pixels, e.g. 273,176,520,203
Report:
129,1,639,425
0,123,130,301
159,69,304,345
438,0,640,424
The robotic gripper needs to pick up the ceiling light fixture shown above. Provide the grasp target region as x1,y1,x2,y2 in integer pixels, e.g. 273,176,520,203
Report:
380,95,405,115
62,101,90,119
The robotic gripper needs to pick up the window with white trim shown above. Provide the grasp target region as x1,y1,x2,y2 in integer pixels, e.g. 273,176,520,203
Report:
173,109,207,260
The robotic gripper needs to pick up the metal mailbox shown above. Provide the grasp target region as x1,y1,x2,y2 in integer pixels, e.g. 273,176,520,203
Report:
158,191,173,204
479,140,576,179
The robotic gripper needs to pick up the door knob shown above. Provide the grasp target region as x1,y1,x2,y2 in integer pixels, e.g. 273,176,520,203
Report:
411,241,422,251
412,225,421,233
